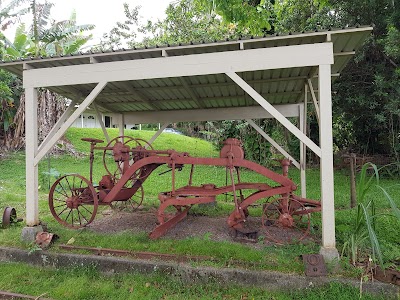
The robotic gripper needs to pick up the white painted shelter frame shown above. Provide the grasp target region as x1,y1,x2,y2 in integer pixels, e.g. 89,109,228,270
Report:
23,40,337,255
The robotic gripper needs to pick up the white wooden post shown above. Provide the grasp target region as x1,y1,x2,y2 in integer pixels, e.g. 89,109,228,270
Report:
148,122,169,146
246,119,300,169
307,79,320,126
33,82,108,166
119,114,125,137
319,64,339,259
300,85,307,198
38,99,76,153
93,103,110,143
226,72,322,157
25,87,39,226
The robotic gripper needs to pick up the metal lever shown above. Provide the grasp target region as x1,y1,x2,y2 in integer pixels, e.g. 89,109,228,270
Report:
159,167,182,176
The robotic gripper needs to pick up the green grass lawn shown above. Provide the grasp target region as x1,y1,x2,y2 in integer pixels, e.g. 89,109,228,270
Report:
0,262,387,300
0,128,399,277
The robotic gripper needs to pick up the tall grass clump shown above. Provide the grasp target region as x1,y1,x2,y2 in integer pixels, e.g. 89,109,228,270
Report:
341,163,400,267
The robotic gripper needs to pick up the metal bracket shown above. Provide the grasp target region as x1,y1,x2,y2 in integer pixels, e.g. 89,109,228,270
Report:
302,254,327,276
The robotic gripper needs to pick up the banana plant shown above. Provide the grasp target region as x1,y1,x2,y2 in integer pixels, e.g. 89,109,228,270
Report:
0,0,30,31
2,23,36,59
2,0,95,60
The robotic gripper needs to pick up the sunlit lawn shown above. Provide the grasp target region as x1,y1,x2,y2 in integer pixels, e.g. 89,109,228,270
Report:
0,128,399,274
0,262,386,300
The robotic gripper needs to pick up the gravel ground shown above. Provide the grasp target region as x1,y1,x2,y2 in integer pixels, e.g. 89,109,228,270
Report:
88,207,316,248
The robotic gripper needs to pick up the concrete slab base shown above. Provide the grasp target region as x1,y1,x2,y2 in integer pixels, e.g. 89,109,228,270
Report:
319,246,340,263
21,225,43,243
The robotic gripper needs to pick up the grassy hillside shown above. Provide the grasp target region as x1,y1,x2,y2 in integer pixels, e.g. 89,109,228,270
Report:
65,128,218,157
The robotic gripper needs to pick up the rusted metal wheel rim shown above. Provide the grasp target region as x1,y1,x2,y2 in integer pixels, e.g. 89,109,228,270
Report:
2,207,17,228
262,197,310,245
102,136,154,182
49,174,98,229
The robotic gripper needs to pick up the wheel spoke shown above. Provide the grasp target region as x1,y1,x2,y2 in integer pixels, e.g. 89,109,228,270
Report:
283,198,289,214
72,175,76,191
77,207,89,223
289,201,300,214
293,223,307,233
49,174,98,229
65,177,73,196
59,182,70,198
53,204,67,208
64,209,72,222
57,207,69,217
103,136,154,182
263,197,311,244
55,183,69,198
80,204,93,215
53,198,66,203
263,201,280,227
76,208,82,225
293,216,309,232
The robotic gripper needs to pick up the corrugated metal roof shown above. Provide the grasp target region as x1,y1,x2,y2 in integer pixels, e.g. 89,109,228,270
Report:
0,26,372,113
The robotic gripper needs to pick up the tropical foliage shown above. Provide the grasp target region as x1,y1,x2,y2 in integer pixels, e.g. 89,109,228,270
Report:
341,163,400,267
96,0,400,160
0,0,95,151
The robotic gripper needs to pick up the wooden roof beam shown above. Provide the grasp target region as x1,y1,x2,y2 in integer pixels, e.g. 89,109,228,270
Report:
119,82,161,111
178,77,206,108
96,90,310,106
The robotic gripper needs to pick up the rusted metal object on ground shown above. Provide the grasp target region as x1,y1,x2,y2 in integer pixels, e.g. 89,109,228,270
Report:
35,232,58,249
59,244,212,263
1,207,22,229
302,254,327,276
374,266,400,286
0,290,50,299
48,136,321,243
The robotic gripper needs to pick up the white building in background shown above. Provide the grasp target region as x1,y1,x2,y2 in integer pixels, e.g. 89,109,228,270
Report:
72,112,113,128
71,110,139,130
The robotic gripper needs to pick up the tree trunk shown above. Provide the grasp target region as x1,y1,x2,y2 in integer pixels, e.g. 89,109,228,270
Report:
1,89,67,153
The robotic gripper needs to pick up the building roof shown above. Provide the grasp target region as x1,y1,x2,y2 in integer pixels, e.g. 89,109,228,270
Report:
0,26,372,113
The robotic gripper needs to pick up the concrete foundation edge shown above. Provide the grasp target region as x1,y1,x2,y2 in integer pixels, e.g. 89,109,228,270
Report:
319,246,340,262
20,225,43,243
0,246,397,298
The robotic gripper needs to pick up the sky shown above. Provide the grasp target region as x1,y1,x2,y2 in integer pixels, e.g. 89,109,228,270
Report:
4,0,173,44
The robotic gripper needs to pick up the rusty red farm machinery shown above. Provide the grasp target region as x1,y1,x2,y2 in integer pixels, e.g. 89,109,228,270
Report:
48,136,321,244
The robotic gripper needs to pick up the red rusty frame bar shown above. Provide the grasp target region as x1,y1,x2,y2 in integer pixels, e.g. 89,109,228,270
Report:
104,155,296,203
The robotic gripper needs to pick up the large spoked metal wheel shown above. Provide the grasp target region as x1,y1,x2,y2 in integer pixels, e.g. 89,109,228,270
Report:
112,184,144,212
262,196,310,244
102,136,154,183
49,174,98,229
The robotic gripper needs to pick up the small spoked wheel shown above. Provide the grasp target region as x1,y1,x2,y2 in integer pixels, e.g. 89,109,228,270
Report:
262,197,310,244
49,174,98,229
112,184,144,212
102,136,154,182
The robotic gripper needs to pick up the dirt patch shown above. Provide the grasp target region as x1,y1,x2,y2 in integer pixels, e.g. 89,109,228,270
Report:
88,208,316,247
